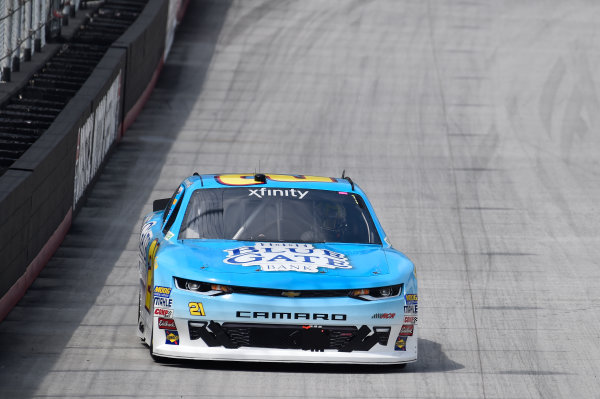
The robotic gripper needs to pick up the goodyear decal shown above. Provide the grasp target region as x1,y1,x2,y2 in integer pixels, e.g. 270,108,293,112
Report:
216,174,335,186
223,242,351,273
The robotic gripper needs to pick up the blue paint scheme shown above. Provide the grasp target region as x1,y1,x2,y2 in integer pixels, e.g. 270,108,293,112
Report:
140,174,418,346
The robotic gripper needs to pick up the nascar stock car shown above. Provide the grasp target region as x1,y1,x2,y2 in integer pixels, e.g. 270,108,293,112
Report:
137,173,418,364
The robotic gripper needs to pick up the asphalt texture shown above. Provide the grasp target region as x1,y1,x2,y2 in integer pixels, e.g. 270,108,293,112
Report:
2,0,600,398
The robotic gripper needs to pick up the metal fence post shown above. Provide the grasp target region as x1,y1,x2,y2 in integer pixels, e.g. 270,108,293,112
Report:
2,0,12,81
0,0,56,81
33,0,40,53
12,0,21,72
23,0,31,61
0,0,5,77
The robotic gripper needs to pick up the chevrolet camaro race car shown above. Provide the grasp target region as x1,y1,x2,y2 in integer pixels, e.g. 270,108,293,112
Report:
137,173,418,364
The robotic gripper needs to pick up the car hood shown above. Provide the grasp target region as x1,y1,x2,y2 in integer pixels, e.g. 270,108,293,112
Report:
156,240,413,289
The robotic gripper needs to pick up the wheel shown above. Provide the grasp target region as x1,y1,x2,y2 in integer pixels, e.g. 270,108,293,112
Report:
148,331,168,363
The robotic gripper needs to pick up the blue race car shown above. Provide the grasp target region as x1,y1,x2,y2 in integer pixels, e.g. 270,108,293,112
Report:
137,173,418,364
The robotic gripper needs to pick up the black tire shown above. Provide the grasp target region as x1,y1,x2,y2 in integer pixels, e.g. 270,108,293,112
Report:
148,334,166,363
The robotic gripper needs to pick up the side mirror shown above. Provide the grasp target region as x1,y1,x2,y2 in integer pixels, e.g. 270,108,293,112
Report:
153,198,171,212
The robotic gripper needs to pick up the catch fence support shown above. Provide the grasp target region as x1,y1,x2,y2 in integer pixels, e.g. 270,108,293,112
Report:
0,0,54,82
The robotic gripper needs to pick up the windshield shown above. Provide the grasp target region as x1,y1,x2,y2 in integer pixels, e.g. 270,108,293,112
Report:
179,188,381,244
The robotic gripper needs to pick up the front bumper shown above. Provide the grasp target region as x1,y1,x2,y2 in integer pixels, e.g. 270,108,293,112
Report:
150,291,418,364
153,320,417,364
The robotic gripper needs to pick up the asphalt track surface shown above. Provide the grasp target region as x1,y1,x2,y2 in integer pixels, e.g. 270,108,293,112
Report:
2,0,600,398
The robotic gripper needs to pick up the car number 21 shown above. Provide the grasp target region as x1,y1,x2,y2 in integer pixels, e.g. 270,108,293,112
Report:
189,302,206,316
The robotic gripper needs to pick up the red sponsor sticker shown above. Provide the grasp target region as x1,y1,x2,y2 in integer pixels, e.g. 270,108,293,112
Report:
158,318,177,329
154,308,173,318
399,324,414,336
404,316,417,324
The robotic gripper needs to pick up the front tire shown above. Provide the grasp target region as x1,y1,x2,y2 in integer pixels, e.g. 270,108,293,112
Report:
149,334,169,363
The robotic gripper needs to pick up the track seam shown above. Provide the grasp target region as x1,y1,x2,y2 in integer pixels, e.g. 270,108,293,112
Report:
424,1,487,397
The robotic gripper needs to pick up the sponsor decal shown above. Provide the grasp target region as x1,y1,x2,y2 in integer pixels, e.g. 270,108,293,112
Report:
144,239,160,311
248,187,309,199
404,305,418,315
154,297,173,308
165,330,179,345
165,231,174,240
163,185,185,223
236,311,347,321
216,174,335,186
188,302,206,316
404,316,418,324
154,308,173,318
223,242,351,273
399,324,414,336
394,335,407,351
74,71,122,207
372,313,396,319
154,286,171,298
158,318,177,329
139,221,157,262
405,294,418,306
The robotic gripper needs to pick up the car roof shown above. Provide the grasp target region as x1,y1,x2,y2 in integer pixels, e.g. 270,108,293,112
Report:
182,173,359,192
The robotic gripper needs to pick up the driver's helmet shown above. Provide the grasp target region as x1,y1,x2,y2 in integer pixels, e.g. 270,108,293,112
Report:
316,201,347,231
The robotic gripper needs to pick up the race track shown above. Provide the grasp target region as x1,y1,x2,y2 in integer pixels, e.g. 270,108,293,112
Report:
2,0,600,397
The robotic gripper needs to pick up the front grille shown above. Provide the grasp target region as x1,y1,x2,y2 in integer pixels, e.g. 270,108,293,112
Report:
222,323,357,350
188,321,391,352
174,277,355,298
230,286,352,298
